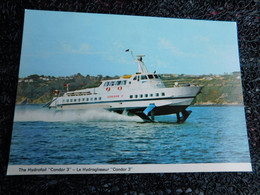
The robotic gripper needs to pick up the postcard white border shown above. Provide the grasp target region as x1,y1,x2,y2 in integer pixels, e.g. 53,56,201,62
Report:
8,10,252,176
7,163,252,175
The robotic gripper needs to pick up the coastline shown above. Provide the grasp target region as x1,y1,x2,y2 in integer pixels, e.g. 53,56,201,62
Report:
15,102,245,107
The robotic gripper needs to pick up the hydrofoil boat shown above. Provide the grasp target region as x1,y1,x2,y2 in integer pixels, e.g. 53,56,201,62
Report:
47,51,202,123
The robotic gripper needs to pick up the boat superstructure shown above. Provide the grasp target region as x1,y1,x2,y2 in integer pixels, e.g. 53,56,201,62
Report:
48,51,202,122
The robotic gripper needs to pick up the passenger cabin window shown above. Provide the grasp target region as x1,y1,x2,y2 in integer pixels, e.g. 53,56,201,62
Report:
104,82,110,86
133,76,137,80
135,95,138,98
162,92,165,96
130,95,133,99
156,93,159,97
148,74,154,79
141,75,147,80
145,94,148,97
150,94,153,97
110,81,115,86
140,94,143,98
99,97,101,100
154,74,159,79
122,80,127,85
116,81,121,86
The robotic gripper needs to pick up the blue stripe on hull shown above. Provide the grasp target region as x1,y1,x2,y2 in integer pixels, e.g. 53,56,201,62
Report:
57,96,196,107
109,105,189,116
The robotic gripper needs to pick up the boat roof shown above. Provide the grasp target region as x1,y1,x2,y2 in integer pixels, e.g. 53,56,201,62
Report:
100,73,162,85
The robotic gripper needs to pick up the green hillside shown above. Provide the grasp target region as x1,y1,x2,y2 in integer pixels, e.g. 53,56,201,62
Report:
16,73,244,105
162,73,243,105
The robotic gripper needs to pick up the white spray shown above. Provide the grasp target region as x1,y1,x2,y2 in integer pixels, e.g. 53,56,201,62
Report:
13,107,142,122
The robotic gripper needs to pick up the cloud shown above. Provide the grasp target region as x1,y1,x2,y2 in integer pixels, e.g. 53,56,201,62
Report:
159,38,198,59
61,42,105,55
23,42,109,59
111,41,124,50
62,42,89,54
208,44,239,69
107,54,133,66
193,35,210,43
159,38,186,56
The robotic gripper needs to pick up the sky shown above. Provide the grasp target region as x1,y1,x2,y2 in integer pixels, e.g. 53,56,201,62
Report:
19,10,241,77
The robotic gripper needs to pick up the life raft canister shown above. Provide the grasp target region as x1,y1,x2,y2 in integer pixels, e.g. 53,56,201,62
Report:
117,86,122,90
106,87,110,91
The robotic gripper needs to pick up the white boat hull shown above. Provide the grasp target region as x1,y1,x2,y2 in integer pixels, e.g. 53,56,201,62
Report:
49,86,202,118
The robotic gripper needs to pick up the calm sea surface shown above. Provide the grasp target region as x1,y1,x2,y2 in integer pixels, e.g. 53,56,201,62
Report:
9,105,251,165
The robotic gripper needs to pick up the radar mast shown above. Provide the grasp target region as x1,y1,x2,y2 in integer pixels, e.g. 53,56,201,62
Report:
130,51,149,74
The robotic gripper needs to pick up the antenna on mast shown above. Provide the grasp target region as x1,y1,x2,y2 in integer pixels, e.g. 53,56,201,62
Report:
136,54,148,74
126,50,149,74
130,51,136,61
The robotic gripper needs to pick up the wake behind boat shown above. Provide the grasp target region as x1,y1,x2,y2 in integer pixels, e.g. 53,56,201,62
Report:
48,51,202,122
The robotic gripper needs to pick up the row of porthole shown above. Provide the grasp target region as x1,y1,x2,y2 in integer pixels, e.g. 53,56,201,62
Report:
130,92,165,99
62,97,102,103
61,92,166,103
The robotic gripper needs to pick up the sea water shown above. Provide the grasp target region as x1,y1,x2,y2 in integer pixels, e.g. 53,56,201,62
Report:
8,105,251,165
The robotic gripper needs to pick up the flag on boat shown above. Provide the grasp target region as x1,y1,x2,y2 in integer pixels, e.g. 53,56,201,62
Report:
53,90,59,95
64,84,69,91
